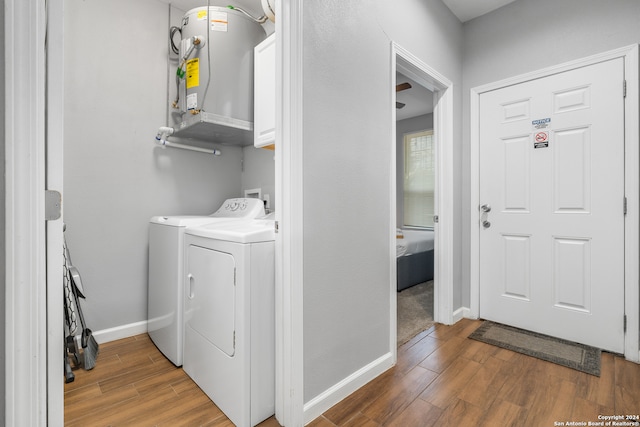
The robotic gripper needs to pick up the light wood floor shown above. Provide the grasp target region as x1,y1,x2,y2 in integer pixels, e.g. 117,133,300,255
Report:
65,319,640,426
64,334,281,426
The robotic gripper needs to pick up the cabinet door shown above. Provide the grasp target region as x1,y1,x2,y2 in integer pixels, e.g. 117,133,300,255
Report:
254,33,276,148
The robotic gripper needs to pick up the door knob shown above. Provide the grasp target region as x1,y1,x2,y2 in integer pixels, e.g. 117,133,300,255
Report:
482,220,491,229
481,204,492,213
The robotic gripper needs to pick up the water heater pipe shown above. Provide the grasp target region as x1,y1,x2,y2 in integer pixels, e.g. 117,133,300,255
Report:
154,127,222,155
181,36,205,63
226,5,269,23
156,126,174,139
261,0,275,23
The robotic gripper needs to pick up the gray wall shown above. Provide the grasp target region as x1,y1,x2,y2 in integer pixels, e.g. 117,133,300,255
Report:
0,0,5,421
63,0,273,331
242,146,276,212
302,0,462,402
460,0,640,308
396,113,433,228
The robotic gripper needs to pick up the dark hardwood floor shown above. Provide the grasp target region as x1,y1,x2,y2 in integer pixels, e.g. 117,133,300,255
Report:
65,319,640,426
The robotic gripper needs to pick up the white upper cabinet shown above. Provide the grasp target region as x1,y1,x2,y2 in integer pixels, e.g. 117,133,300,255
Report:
254,33,276,149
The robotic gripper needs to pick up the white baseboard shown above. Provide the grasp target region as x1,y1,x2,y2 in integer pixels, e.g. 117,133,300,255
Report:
453,306,474,323
303,352,394,425
92,320,148,344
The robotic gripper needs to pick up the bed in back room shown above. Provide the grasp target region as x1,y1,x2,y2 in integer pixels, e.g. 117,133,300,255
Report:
396,228,434,291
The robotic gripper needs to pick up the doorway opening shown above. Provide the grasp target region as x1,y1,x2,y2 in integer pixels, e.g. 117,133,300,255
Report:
391,43,455,354
395,72,436,346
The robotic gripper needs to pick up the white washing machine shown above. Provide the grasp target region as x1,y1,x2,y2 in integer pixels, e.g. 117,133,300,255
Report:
147,198,265,366
183,218,275,427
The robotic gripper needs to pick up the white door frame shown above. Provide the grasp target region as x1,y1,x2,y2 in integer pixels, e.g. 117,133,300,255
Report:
470,45,640,363
274,0,305,426
5,0,51,424
392,43,455,331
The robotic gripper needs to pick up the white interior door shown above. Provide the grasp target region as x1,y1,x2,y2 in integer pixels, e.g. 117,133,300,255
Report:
479,58,625,353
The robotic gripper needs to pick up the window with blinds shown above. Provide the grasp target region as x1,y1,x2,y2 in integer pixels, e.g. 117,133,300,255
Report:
403,129,435,228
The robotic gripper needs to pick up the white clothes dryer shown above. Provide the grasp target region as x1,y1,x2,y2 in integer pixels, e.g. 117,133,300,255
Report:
147,198,265,366
183,218,275,427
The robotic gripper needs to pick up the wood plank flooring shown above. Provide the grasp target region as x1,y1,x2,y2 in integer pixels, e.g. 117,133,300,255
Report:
64,333,281,426
65,319,640,426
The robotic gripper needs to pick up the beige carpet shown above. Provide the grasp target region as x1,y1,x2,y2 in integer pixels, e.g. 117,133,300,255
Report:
397,281,434,345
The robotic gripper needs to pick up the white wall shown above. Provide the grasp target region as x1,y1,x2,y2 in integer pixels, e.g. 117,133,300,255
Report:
301,0,462,403
63,0,246,331
242,146,276,211
460,0,640,308
396,113,433,228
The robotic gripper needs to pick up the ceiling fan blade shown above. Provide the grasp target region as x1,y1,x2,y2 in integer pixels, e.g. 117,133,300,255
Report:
396,102,405,109
396,82,412,92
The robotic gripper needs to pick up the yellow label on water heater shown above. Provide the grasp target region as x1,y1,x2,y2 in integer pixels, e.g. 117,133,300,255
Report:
186,58,199,89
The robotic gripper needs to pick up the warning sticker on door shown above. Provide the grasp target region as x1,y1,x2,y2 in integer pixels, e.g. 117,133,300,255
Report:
532,117,551,130
534,131,549,149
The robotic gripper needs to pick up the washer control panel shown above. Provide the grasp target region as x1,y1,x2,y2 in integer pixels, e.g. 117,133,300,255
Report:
211,198,265,218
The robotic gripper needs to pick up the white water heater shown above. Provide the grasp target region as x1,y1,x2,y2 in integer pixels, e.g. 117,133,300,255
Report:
170,6,267,145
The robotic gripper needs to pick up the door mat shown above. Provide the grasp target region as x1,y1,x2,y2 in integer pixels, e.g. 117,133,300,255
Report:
469,321,601,376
